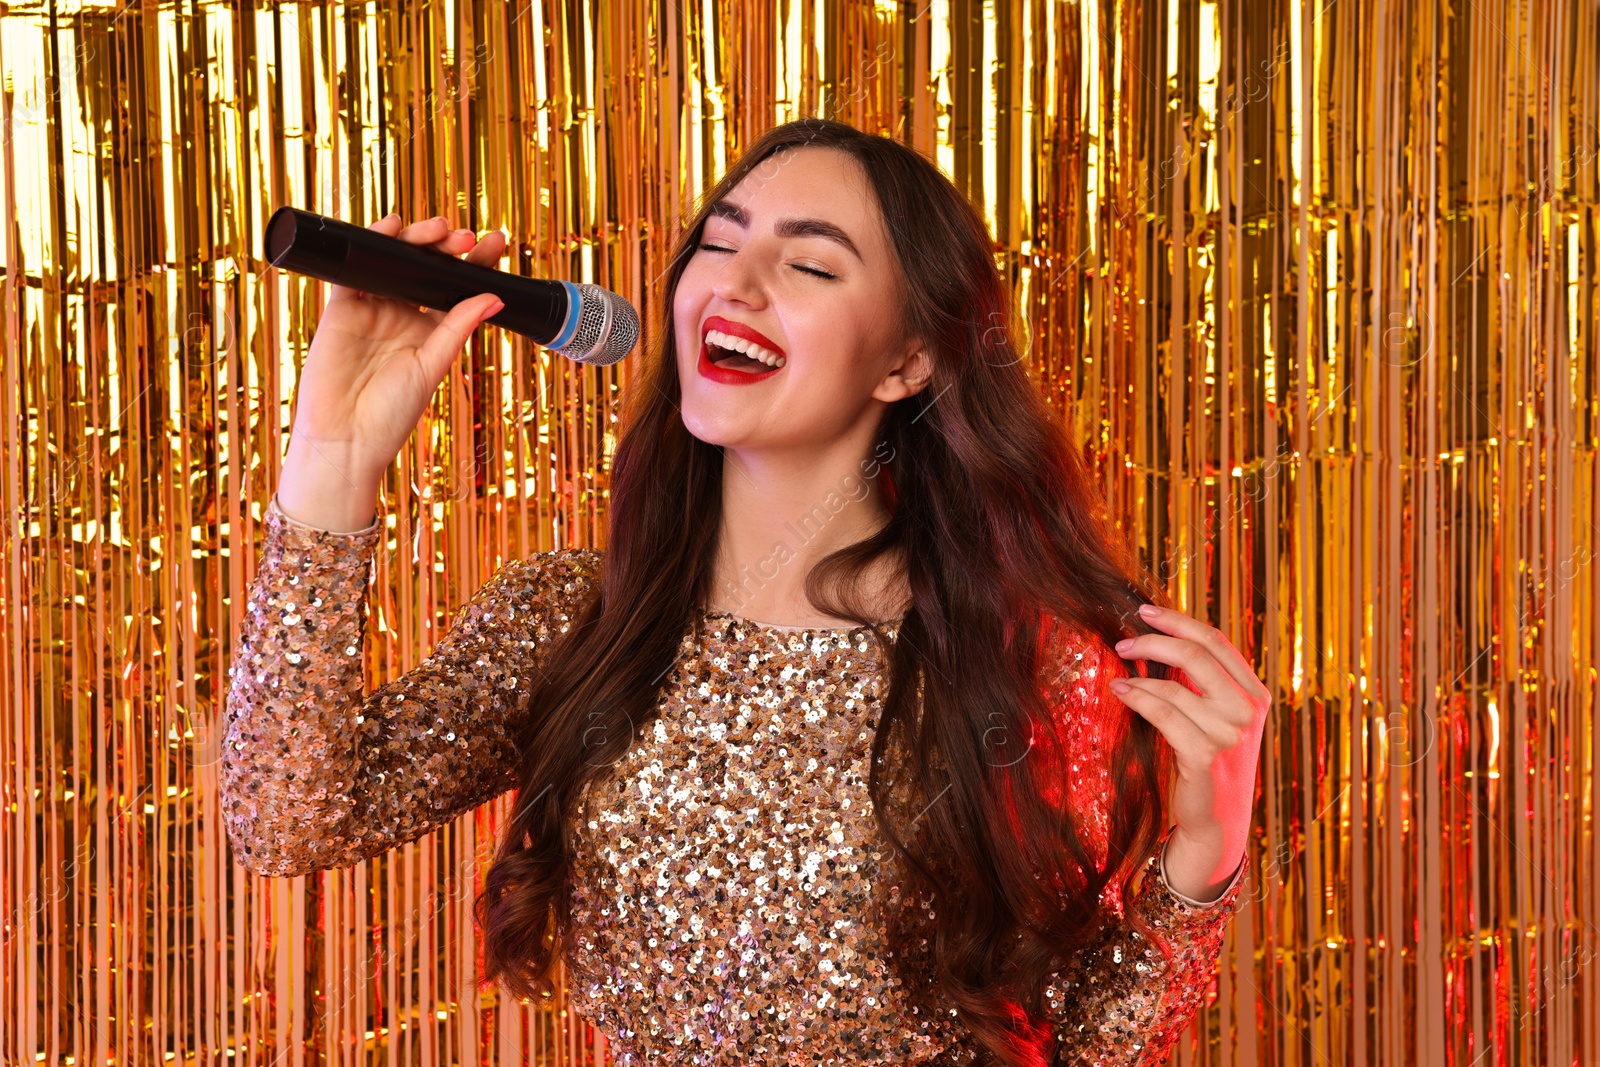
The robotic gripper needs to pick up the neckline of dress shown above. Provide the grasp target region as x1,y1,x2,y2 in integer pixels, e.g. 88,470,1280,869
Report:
699,607,906,635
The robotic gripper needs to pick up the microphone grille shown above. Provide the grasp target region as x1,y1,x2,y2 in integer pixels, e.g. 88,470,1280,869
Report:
556,284,640,367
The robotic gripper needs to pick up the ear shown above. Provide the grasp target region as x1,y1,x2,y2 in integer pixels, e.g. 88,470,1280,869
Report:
871,337,934,403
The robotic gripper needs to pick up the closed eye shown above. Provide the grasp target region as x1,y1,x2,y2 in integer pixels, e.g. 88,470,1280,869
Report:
697,242,837,280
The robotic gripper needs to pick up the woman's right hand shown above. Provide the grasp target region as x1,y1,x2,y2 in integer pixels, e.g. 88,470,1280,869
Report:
277,214,507,532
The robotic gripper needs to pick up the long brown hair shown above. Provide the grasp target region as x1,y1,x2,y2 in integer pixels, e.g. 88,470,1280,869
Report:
476,117,1176,1066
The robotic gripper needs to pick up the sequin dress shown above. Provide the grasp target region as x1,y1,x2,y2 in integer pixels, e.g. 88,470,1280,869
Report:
221,499,1248,1066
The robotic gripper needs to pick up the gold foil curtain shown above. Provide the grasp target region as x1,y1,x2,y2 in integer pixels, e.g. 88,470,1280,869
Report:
1,0,1595,1064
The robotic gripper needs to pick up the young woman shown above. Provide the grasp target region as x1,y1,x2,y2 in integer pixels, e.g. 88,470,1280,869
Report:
221,118,1268,1066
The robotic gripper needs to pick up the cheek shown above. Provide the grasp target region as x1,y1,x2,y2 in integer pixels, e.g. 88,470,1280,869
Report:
672,292,695,339
672,279,707,361
802,309,886,385
676,254,717,300
780,343,878,407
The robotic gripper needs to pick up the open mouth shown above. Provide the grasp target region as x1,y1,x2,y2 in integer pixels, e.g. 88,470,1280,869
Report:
696,317,787,384
705,341,777,374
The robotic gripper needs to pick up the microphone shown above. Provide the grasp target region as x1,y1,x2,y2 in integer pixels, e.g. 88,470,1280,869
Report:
264,206,640,367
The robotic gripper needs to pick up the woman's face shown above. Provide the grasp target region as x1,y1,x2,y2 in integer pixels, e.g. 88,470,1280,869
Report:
672,145,929,452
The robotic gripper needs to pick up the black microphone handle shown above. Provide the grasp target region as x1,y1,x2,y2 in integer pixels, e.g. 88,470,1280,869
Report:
264,206,586,350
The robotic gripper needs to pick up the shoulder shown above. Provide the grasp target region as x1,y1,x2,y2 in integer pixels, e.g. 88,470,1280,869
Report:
522,545,604,578
474,546,605,612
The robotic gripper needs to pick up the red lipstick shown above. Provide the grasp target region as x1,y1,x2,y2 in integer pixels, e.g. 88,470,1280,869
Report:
696,315,786,385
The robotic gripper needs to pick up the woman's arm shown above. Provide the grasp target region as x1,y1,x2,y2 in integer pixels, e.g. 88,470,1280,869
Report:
219,497,602,877
1039,628,1249,1065
1045,829,1247,1065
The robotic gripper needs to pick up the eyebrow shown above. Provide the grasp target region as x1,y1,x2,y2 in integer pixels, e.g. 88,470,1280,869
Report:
706,199,863,263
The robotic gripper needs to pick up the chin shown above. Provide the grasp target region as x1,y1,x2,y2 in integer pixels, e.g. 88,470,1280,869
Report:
678,407,748,448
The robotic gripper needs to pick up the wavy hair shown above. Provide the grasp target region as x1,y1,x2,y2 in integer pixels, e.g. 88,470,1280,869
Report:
476,117,1176,1067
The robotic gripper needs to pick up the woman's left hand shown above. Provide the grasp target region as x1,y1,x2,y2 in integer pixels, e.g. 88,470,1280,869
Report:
1107,603,1270,902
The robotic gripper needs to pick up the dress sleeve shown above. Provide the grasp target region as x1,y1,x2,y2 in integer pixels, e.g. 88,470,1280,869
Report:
1038,627,1250,1066
219,496,602,877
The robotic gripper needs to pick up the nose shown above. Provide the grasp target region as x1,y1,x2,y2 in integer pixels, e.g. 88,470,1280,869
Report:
708,247,768,308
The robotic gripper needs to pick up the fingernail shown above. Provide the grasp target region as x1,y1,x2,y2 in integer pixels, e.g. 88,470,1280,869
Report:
1115,638,1134,653
455,228,472,237
486,298,505,314
1138,603,1159,617
383,211,399,221
1110,678,1131,693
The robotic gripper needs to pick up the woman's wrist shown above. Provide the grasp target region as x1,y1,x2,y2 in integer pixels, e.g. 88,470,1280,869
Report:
1159,826,1248,907
277,433,384,533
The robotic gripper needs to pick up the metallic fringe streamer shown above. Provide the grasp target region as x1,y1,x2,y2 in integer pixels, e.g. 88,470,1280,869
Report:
0,1,1594,1065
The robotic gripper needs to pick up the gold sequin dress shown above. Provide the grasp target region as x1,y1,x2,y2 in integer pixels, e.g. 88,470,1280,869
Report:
222,500,1249,1066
